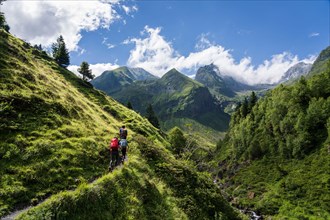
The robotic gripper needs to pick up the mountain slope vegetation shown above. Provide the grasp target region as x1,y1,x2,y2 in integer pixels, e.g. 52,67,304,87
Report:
0,30,240,219
308,46,330,76
94,68,230,144
213,47,330,219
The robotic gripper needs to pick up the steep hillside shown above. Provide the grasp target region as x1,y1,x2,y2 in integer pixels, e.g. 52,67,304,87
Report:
308,46,330,76
213,50,330,218
0,30,240,219
110,68,230,135
91,66,157,94
17,135,242,220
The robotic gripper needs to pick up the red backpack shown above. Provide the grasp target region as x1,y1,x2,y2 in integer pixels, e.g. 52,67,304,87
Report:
110,138,119,150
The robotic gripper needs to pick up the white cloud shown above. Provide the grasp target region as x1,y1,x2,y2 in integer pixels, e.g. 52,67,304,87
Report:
68,63,120,78
78,48,86,56
125,26,178,75
309,32,320,37
195,33,214,50
126,26,316,85
122,5,138,15
2,0,121,51
102,37,116,49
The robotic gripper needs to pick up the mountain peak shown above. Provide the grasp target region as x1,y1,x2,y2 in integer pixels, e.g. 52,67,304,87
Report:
161,68,202,87
164,68,180,75
162,68,184,79
196,64,220,76
279,62,312,83
91,66,156,94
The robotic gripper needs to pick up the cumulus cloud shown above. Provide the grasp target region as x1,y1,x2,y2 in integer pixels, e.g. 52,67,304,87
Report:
126,26,316,85
125,26,178,75
2,0,122,51
68,63,120,78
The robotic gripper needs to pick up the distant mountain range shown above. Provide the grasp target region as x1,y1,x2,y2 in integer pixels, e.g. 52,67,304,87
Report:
92,68,230,133
91,47,326,132
91,66,157,94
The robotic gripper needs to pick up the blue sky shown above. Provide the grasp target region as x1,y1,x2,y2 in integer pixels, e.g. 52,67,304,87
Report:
2,0,329,84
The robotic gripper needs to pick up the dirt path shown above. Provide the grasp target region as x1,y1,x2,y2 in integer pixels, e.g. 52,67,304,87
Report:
1,206,32,220
1,156,128,220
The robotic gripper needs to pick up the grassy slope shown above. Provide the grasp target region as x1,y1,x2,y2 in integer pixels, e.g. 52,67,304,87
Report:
0,30,240,219
0,29,162,216
308,46,330,77
213,57,330,219
17,136,242,220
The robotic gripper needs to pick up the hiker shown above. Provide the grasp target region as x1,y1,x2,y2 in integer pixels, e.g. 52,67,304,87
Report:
119,125,128,139
109,137,120,171
119,138,128,162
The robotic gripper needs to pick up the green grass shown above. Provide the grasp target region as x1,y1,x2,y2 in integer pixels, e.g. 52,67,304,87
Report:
17,135,240,220
0,30,240,219
0,30,163,216
17,155,188,220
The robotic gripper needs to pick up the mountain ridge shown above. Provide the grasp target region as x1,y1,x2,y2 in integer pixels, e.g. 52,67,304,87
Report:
91,66,157,94
94,67,230,136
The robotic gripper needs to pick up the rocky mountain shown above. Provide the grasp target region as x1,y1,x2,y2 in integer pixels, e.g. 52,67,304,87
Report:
195,64,275,96
195,64,273,114
109,68,230,133
0,30,239,219
91,66,157,94
279,62,312,83
195,64,250,98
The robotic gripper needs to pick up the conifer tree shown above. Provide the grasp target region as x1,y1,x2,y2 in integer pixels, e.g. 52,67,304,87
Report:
146,104,160,128
78,61,94,81
52,35,70,68
240,97,248,118
0,0,10,32
248,91,257,112
127,101,133,110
